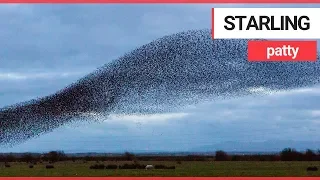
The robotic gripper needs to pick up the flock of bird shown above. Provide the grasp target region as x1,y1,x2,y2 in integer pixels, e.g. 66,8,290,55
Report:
0,29,319,146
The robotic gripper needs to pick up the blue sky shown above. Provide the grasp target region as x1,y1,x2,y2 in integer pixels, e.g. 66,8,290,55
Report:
1,4,320,153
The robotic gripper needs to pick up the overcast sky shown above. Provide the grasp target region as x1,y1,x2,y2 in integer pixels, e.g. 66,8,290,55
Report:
0,4,320,153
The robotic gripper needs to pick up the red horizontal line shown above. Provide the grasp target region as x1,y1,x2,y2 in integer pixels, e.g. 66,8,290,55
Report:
0,0,320,3
0,178,320,180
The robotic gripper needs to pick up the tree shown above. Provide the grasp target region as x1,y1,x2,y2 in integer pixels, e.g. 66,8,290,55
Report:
46,151,66,162
305,149,316,161
280,148,303,161
21,153,34,163
0,155,4,162
215,150,229,161
5,154,16,162
123,152,135,161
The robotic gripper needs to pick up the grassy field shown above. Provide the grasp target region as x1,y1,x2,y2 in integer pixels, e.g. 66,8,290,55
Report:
0,161,320,176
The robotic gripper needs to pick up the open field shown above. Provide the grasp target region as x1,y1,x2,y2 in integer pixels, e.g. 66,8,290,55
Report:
0,161,320,176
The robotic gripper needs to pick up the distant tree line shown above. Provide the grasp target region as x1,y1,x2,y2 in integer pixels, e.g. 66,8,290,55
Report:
1,149,320,162
0,151,67,163
214,148,320,161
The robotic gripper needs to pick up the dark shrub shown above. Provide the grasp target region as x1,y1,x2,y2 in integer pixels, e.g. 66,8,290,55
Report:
46,164,54,169
29,165,34,168
105,165,118,169
307,166,318,171
136,164,146,169
166,166,176,169
154,165,166,169
154,165,175,169
119,164,137,169
127,164,137,169
89,164,105,169
176,160,182,164
5,164,11,168
215,150,229,161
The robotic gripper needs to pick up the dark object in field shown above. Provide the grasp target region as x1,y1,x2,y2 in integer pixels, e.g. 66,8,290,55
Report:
215,150,229,161
154,165,166,169
29,165,34,168
307,166,318,171
154,165,175,169
46,164,54,169
119,164,138,169
176,160,182,164
105,164,118,169
89,164,105,169
136,164,146,169
4,163,11,168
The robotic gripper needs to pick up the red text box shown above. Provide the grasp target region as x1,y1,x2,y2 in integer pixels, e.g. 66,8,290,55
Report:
248,40,317,62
